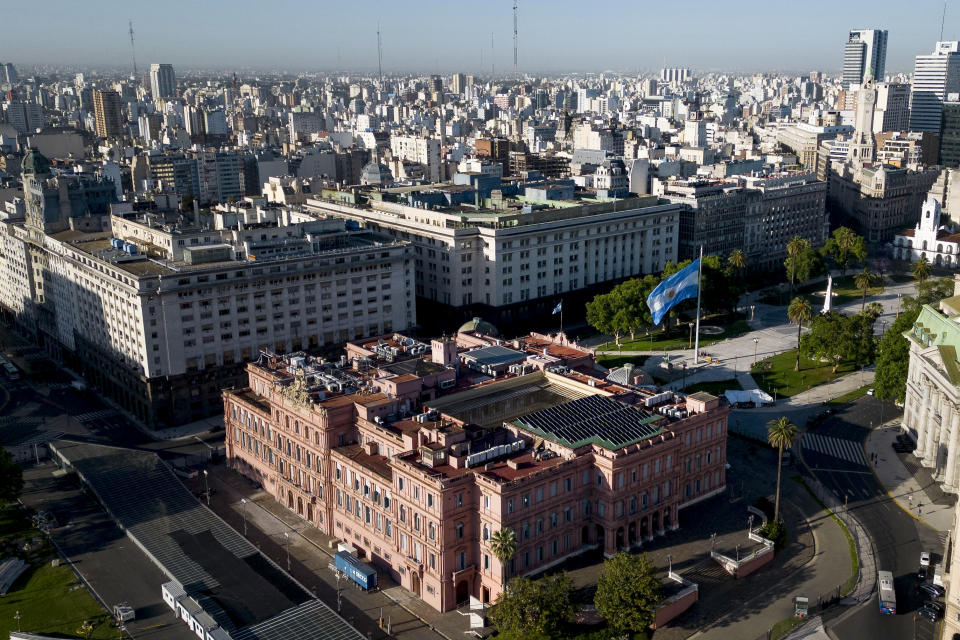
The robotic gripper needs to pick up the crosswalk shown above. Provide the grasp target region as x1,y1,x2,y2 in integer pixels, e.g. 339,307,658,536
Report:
801,433,868,467
73,409,117,423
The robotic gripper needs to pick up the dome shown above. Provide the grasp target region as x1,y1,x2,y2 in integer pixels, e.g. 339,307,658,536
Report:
360,161,393,186
457,317,499,337
21,148,51,176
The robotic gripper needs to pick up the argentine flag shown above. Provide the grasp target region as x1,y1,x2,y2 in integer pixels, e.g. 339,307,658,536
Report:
646,258,700,326
552,301,562,315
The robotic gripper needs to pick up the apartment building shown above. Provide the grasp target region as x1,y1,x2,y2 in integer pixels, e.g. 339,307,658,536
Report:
304,187,680,328
224,341,728,612
389,136,442,182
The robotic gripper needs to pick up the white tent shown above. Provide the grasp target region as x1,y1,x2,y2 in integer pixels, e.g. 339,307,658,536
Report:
724,388,775,405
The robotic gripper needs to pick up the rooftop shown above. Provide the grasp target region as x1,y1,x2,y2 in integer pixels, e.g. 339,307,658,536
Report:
512,395,667,450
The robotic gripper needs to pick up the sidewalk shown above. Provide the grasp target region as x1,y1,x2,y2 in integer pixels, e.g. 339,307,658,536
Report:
199,463,466,640
865,422,957,532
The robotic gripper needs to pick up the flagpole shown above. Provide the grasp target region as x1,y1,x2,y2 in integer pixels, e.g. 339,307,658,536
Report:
693,246,703,364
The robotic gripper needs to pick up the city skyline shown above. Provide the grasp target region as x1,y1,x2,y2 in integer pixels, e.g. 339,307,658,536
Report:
7,0,960,74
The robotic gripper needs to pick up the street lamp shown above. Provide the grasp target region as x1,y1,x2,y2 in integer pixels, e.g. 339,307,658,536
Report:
284,531,291,571
667,554,673,575
752,337,760,367
681,362,687,390
202,469,210,506
241,498,248,536
688,322,694,350
897,293,902,315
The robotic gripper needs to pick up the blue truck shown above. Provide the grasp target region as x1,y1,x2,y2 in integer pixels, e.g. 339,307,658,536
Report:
334,551,377,590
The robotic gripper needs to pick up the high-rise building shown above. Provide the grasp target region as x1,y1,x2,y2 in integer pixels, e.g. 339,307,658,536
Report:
92,89,124,138
940,97,960,167
451,73,466,94
842,29,888,89
659,68,690,84
874,82,911,132
910,41,960,134
1,62,17,85
149,63,176,100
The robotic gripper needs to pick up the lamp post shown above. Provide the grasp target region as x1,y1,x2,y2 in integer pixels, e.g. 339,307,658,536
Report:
241,498,248,536
667,554,673,575
202,469,210,506
881,320,887,337
14,610,20,632
688,322,694,350
284,531,291,571
897,293,902,315
748,514,754,533
681,362,687,390
752,337,760,367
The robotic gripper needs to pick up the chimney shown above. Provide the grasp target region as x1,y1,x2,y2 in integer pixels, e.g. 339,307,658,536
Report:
365,441,379,456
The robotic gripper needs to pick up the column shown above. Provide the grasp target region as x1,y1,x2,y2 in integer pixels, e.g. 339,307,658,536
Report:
935,401,953,479
923,390,941,467
944,410,960,491
914,380,931,458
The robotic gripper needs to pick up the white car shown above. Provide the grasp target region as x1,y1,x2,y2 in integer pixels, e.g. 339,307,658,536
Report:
921,551,931,567
867,388,875,396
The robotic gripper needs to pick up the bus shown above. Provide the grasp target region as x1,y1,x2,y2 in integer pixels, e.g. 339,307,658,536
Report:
878,570,896,615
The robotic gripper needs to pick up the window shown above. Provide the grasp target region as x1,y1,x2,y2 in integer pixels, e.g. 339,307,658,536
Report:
456,522,465,539
458,552,467,571
427,493,434,508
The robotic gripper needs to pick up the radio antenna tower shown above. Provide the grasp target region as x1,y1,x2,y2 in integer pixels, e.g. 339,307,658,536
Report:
128,20,137,77
491,32,495,79
941,0,948,42
377,22,383,85
513,1,519,80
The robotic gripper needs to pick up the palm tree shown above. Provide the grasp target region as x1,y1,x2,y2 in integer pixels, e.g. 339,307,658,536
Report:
767,417,799,523
863,301,883,320
787,296,812,372
728,249,746,271
854,268,874,311
490,527,517,593
913,255,931,284
785,236,809,295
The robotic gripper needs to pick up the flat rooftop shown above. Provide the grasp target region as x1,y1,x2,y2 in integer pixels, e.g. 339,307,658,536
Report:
51,441,363,640
512,395,667,450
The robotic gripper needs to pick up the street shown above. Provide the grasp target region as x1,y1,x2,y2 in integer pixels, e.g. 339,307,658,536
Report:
798,396,943,640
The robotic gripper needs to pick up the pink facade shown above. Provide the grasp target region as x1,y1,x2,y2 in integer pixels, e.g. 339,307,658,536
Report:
225,352,728,613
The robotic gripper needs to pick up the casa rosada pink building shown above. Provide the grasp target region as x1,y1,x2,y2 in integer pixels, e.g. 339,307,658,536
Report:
224,345,728,613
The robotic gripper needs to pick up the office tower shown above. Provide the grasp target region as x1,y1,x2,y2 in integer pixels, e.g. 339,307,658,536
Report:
910,42,960,134
874,82,911,132
149,63,176,99
451,73,466,94
842,29,888,89
93,89,125,138
940,97,960,167
1,63,17,85
660,68,690,84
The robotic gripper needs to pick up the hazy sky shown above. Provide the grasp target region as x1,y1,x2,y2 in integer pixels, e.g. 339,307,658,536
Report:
7,0,960,74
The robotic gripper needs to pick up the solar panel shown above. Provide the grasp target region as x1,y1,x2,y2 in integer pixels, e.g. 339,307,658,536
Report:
516,395,665,449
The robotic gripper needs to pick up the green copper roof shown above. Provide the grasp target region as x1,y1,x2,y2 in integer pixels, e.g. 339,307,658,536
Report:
908,305,960,384
21,148,50,176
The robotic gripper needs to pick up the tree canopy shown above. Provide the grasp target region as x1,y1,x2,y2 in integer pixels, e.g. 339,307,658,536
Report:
490,573,574,638
767,416,798,522
0,449,23,503
822,227,866,274
873,309,919,405
784,236,818,289
594,552,662,632
787,296,812,372
913,255,931,284
800,311,875,372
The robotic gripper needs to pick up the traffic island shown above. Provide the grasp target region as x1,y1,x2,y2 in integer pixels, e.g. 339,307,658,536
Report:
651,570,699,629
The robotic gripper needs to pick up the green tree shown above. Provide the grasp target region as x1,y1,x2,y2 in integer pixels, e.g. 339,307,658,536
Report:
490,573,573,638
787,296,812,371
490,527,517,588
586,293,624,345
823,227,867,275
785,236,813,292
594,552,663,633
874,309,920,404
913,255,931,284
728,249,746,272
801,311,875,373
0,449,23,503
863,301,884,321
767,417,799,523
854,268,875,311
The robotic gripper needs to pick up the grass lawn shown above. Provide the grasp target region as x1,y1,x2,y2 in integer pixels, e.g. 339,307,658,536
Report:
596,355,649,369
770,616,806,640
682,379,742,396
597,315,751,352
762,275,885,307
0,506,32,542
751,350,857,398
827,385,871,407
0,561,118,639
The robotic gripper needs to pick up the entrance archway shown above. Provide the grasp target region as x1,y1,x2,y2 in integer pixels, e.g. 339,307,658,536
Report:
411,572,421,597
287,491,294,509
628,522,637,546
652,512,660,533
615,527,624,550
456,580,469,605
595,525,606,546
640,517,649,539
297,497,304,516
307,503,314,523
664,507,672,529
581,525,590,545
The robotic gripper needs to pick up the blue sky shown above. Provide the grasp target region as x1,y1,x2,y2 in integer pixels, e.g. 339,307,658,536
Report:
7,0,960,74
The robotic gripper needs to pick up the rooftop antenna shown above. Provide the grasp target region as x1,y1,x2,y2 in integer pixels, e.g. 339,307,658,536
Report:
513,0,519,80
941,0,948,42
377,22,383,85
128,19,137,77
491,32,495,79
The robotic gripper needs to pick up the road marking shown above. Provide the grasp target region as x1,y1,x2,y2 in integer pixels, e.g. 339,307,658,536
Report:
73,409,118,423
801,433,868,467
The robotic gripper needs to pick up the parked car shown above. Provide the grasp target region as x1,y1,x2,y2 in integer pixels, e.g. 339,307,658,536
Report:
867,388,875,395
924,600,945,615
921,551,931,567
919,606,940,622
919,582,945,598
918,565,928,580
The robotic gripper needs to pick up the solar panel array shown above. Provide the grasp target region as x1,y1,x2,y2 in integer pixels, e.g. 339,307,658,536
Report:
232,601,364,640
516,395,664,449
53,441,365,640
